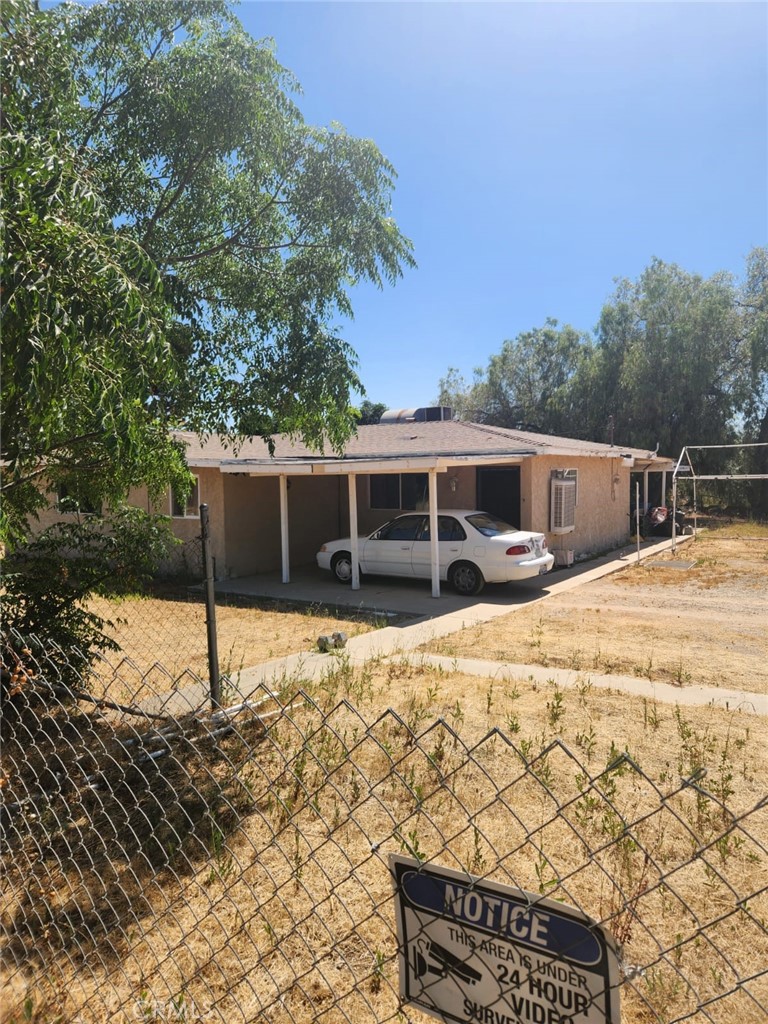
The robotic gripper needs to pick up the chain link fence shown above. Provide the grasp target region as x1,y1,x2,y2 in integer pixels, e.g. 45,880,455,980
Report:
1,631,766,1024
84,588,385,709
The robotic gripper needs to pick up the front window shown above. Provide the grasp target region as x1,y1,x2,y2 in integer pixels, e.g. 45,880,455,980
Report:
171,476,200,518
371,515,425,541
57,483,101,515
370,473,428,511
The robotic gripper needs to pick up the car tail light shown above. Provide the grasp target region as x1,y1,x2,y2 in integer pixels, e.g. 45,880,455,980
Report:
506,544,531,556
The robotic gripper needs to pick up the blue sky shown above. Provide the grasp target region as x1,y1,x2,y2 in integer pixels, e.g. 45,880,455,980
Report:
241,2,766,411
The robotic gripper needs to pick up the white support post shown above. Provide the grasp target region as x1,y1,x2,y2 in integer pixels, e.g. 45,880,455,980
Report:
348,473,360,590
279,475,290,583
428,468,440,598
661,470,667,507
671,477,678,554
643,468,649,513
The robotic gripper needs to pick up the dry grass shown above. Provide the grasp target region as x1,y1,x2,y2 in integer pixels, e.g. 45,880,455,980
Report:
3,655,766,1024
420,525,768,694
86,591,387,703
4,523,766,1023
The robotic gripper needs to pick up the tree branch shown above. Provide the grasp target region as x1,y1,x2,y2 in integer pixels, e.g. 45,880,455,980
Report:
77,22,185,155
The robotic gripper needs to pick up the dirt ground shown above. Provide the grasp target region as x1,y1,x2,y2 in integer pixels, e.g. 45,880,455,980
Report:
88,592,388,702
5,525,767,1024
422,526,768,695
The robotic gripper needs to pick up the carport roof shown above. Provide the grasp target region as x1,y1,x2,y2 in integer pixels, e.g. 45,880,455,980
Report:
175,422,674,475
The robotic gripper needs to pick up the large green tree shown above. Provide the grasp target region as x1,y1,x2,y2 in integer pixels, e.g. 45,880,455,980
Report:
584,259,748,458
1,0,414,539
440,255,767,488
1,0,414,683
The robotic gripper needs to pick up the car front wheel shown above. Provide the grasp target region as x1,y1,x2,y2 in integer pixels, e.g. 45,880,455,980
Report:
449,561,485,596
331,552,354,584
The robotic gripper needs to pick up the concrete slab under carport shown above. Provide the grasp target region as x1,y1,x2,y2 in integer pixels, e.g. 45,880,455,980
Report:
212,535,687,622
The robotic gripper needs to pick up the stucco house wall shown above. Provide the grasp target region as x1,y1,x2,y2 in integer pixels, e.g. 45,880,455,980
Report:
528,455,631,558
221,474,342,577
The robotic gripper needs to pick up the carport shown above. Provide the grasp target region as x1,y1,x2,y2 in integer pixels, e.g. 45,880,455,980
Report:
219,453,533,598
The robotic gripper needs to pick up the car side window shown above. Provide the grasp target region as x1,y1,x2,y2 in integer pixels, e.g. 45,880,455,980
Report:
419,516,466,542
376,515,425,541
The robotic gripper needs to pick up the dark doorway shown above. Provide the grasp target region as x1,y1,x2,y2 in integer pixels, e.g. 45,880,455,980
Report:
476,467,521,526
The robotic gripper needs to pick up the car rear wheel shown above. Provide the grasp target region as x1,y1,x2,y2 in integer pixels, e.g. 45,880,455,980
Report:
449,561,485,596
331,552,353,584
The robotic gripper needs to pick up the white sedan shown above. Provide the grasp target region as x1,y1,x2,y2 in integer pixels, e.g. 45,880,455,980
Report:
316,510,554,596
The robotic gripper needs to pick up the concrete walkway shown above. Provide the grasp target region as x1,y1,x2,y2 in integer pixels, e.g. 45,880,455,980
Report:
147,534,766,718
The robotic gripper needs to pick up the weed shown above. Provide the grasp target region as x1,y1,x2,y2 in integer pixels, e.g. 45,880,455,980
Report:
546,684,565,732
534,851,558,895
207,819,235,885
468,825,486,874
505,710,521,735
643,698,660,731
396,827,426,862
673,656,692,686
576,677,593,705
485,680,495,715
529,617,547,663
569,647,583,671
370,949,387,994
575,723,597,761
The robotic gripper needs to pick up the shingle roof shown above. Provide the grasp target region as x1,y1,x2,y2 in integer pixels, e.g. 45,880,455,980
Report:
175,422,671,467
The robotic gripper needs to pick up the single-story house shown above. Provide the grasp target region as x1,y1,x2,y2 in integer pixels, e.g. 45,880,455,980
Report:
37,409,674,595
120,410,674,591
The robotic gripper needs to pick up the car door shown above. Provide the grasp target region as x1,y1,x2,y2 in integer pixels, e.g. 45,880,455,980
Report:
410,515,467,580
361,515,425,577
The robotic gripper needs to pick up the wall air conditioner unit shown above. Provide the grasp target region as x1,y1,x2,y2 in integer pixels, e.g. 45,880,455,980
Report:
550,477,577,534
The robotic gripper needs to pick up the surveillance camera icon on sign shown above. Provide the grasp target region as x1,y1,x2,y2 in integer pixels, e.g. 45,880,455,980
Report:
413,938,482,986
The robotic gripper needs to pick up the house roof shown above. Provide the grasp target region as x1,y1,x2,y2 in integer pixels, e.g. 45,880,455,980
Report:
175,422,674,475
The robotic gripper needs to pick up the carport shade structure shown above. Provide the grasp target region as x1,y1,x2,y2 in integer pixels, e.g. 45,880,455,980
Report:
219,454,492,598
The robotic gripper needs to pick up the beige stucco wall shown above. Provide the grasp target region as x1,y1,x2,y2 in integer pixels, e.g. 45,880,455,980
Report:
527,455,631,559
28,469,226,580
221,474,342,575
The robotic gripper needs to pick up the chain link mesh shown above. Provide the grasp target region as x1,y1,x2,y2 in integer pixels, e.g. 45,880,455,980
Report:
1,630,766,1024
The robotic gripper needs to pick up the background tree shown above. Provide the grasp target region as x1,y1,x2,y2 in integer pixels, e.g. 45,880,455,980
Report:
356,400,388,425
439,254,766,502
585,259,748,458
438,321,590,433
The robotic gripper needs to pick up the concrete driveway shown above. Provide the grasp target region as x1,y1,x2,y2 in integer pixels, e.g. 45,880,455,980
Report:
213,537,676,621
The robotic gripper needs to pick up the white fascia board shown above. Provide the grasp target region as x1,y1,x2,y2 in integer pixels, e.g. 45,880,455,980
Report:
218,453,533,475
219,461,315,475
312,458,452,475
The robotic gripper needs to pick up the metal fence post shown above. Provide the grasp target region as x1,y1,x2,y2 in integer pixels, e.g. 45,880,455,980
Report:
199,503,221,709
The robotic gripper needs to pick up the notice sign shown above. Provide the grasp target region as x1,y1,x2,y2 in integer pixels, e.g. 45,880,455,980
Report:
390,856,620,1024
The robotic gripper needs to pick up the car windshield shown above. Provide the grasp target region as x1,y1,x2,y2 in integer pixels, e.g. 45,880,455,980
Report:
465,513,519,537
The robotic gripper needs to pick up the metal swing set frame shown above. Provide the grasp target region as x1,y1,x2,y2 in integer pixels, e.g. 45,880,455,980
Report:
671,442,768,552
